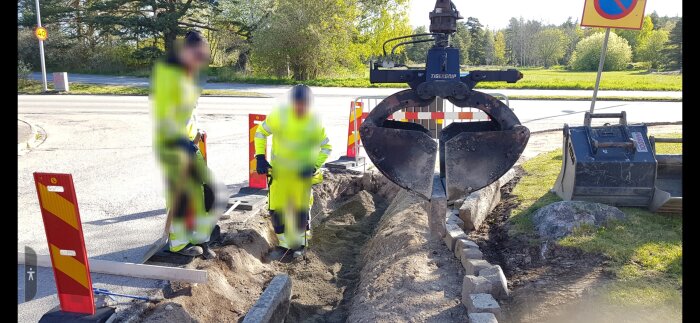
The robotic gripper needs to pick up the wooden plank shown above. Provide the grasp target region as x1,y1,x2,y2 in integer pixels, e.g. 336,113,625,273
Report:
18,252,207,284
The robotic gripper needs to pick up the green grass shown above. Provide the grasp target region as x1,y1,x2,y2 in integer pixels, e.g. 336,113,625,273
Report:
210,68,682,91
506,95,681,102
17,80,265,97
510,133,682,310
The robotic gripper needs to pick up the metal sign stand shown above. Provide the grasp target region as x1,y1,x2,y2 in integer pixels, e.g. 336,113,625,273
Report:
590,27,611,114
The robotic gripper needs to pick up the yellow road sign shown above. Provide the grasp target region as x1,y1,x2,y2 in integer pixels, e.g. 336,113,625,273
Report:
581,0,647,30
35,26,48,41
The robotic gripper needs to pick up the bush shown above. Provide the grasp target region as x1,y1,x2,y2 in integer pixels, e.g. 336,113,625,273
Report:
569,32,632,71
18,59,32,87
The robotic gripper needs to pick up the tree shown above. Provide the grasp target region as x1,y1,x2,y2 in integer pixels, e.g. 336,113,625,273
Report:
483,29,495,65
87,0,218,53
615,15,653,60
560,17,582,64
569,32,632,71
493,31,506,65
452,22,471,65
637,29,669,69
465,17,484,65
251,0,358,80
215,0,275,71
662,19,682,70
405,26,432,64
533,29,566,68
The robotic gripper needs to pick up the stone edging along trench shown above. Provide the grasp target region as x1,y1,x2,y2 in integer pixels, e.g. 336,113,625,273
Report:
442,169,517,323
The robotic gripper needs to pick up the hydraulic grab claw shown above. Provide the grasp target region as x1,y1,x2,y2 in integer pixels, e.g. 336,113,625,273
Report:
360,0,530,200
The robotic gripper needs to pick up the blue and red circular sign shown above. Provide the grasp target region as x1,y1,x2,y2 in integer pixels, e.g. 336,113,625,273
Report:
595,0,638,20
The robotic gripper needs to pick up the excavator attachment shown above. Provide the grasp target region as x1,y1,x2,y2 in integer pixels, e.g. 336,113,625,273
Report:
649,137,682,213
360,0,529,200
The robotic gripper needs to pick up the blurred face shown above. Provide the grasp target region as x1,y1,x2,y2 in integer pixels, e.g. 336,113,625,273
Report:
294,100,309,117
180,42,210,71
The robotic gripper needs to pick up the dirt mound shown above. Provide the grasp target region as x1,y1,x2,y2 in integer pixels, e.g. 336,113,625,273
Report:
348,189,469,322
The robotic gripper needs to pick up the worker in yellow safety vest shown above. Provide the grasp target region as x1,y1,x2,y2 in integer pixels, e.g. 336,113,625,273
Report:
254,84,332,252
151,30,218,258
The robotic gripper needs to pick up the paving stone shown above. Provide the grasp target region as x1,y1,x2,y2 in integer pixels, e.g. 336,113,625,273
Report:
479,265,509,299
462,275,492,296
444,222,468,251
468,312,498,323
464,293,502,320
243,275,292,323
462,259,491,275
457,247,483,260
454,239,480,259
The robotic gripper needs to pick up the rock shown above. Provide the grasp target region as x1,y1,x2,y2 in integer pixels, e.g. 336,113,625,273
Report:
458,247,483,260
462,275,492,295
531,201,626,240
444,222,468,251
468,312,498,323
464,293,502,319
479,265,509,299
462,259,491,275
459,181,501,232
165,305,174,311
497,168,517,187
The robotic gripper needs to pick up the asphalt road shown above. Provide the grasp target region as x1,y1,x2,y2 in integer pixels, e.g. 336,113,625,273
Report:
17,93,681,322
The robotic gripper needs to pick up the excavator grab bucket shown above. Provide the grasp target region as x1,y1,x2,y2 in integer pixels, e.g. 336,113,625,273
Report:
360,90,529,201
649,137,682,213
359,90,437,199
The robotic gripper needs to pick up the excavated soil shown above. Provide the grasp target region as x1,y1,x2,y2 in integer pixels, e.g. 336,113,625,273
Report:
137,169,467,323
471,167,613,323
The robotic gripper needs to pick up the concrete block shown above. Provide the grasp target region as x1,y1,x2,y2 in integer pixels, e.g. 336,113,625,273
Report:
459,181,501,232
454,239,481,259
447,213,465,229
479,265,509,299
497,168,517,187
52,72,69,92
243,274,292,323
464,293,502,320
430,175,447,240
444,222,468,251
457,247,483,260
462,259,491,275
468,312,498,323
462,275,492,296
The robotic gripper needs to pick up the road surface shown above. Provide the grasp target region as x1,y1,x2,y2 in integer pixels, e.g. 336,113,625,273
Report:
17,93,681,322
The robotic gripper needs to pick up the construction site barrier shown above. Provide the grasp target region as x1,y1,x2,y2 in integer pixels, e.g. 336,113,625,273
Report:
249,114,268,189
33,173,95,315
197,130,207,163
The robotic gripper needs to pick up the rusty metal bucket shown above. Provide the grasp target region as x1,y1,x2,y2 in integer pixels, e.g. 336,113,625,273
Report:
649,137,682,213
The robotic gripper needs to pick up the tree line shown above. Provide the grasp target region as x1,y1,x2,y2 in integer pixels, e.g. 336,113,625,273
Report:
17,1,681,81
406,13,681,72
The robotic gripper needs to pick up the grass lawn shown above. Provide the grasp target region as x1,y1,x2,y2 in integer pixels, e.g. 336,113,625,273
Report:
210,68,681,91
17,80,265,97
510,133,682,315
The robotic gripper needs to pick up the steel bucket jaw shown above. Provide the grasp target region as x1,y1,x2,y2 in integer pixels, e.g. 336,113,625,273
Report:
360,89,529,201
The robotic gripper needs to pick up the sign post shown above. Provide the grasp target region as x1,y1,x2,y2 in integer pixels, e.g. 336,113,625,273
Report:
35,0,48,92
581,0,647,113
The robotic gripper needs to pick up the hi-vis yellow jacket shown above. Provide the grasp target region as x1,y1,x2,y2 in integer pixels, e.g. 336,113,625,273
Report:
255,106,332,171
151,61,200,148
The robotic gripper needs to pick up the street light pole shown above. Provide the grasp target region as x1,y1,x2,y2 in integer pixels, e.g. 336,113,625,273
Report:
35,0,48,92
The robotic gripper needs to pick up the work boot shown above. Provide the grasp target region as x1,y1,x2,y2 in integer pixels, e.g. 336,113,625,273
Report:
199,244,217,260
174,244,203,257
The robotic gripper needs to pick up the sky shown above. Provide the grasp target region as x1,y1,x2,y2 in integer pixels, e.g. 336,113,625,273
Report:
409,0,682,30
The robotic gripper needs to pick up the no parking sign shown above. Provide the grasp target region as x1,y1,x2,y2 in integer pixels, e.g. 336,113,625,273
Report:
582,0,647,30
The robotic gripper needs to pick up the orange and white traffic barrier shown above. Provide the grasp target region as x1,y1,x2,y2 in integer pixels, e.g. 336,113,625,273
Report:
33,173,96,315
346,101,366,158
248,114,268,189
388,111,489,121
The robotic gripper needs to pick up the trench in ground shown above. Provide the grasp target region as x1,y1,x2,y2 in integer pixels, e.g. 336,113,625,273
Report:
137,170,470,322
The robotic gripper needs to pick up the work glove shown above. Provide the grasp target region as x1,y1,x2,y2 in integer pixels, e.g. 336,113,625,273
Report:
256,154,272,174
300,166,317,179
172,137,198,156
